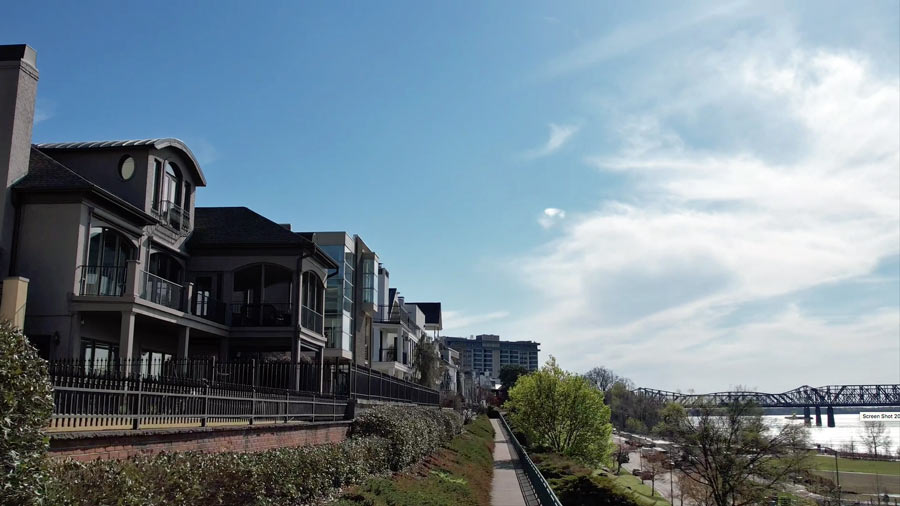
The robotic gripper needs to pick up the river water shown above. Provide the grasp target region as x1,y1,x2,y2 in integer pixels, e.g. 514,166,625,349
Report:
763,413,900,455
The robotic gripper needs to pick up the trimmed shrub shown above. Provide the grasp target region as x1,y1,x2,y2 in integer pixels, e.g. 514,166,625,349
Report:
44,404,462,505
351,405,463,470
0,321,53,506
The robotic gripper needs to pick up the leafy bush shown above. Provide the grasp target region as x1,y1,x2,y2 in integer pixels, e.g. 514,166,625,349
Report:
533,452,639,506
351,405,463,470
0,321,53,506
44,404,461,505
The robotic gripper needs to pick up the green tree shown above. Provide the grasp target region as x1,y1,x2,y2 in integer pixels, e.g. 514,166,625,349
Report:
504,357,612,464
412,339,444,388
0,321,53,506
499,364,529,390
658,400,810,506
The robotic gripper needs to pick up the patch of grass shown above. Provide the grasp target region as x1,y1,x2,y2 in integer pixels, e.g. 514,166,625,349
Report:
609,469,670,506
810,456,900,476
332,415,494,506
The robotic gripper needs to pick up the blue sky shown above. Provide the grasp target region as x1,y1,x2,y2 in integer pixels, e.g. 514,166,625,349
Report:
4,1,898,391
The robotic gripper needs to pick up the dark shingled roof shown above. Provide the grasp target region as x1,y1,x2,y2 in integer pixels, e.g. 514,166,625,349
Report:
14,147,154,223
408,302,442,326
189,208,339,269
190,207,307,247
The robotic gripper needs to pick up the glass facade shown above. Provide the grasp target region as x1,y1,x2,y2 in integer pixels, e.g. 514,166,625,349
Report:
362,257,377,304
322,245,354,352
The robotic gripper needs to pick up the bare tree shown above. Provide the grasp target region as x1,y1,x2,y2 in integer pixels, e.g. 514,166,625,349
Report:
613,443,632,474
659,401,811,506
584,366,620,392
645,452,669,496
859,421,892,457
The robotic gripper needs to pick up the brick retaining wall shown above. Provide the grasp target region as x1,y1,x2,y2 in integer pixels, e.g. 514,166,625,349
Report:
49,421,352,461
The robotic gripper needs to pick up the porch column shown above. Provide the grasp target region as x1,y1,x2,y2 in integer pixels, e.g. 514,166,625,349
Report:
290,337,301,391
0,276,29,329
119,310,136,372
176,327,190,374
67,311,82,359
125,259,141,298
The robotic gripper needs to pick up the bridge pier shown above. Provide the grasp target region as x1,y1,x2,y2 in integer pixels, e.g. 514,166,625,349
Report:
815,406,822,426
826,406,835,427
803,406,811,425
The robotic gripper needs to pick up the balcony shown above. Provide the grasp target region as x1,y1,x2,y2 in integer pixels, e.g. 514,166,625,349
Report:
78,265,127,296
141,271,184,310
230,302,292,327
158,200,191,235
374,304,418,330
300,304,323,335
190,292,229,325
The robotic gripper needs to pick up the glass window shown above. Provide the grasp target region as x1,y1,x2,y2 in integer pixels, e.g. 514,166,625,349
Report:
151,160,161,211
82,227,134,296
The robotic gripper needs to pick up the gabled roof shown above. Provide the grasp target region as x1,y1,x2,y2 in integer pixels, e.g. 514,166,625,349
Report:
407,302,442,327
36,138,207,186
13,147,155,224
189,207,338,268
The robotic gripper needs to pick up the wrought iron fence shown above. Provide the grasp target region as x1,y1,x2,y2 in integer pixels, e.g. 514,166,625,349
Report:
498,412,563,506
348,363,440,405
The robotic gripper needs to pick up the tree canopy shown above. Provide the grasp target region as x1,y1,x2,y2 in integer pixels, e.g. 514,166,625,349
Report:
504,357,612,464
499,364,529,390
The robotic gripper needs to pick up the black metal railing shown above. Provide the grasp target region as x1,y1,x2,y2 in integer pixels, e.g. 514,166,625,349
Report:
141,271,184,310
78,265,127,296
380,348,397,362
348,363,440,405
230,302,292,327
498,412,563,506
300,305,323,334
191,292,229,325
374,304,420,330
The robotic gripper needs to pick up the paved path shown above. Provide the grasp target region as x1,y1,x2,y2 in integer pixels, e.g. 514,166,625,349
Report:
491,418,528,506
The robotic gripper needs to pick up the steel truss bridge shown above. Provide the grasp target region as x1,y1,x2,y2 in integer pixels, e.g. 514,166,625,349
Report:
634,384,900,409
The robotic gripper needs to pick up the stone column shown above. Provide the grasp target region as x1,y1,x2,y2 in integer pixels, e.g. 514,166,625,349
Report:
826,406,835,427
119,310,136,364
0,276,28,328
815,406,822,427
67,311,81,359
176,327,190,374
125,259,141,298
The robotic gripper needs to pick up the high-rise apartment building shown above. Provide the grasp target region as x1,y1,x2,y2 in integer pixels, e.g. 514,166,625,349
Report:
444,334,540,385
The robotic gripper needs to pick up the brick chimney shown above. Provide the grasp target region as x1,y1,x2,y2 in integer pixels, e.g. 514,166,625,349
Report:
0,44,38,276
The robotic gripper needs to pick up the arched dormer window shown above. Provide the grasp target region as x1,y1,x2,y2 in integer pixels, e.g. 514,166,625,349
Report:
231,264,293,326
80,227,135,296
301,271,324,334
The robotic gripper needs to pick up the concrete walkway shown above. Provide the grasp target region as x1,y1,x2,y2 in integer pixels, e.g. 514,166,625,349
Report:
491,418,528,506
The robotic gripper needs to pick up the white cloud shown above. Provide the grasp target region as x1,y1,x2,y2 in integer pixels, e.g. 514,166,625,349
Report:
34,98,54,124
538,207,567,228
511,48,900,391
523,123,579,159
442,310,510,334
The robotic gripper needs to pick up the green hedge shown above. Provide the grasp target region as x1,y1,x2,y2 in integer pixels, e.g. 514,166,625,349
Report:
350,406,463,470
44,405,463,505
0,321,53,506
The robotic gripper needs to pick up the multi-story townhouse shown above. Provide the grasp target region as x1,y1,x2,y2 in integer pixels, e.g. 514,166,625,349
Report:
0,45,339,384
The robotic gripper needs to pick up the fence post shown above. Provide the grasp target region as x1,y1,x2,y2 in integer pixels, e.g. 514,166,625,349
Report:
249,387,256,425
251,359,257,387
201,384,209,427
311,395,316,423
132,374,143,430
210,356,217,386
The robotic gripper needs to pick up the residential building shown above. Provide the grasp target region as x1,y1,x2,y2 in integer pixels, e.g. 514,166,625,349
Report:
0,44,339,385
445,334,540,385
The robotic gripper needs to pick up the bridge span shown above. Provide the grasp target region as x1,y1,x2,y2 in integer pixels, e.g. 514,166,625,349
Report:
634,384,900,427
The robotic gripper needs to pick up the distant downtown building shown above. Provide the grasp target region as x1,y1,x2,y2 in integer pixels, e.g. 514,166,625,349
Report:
444,334,540,386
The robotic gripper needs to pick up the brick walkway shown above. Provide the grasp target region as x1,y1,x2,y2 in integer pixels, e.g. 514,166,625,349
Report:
490,418,530,506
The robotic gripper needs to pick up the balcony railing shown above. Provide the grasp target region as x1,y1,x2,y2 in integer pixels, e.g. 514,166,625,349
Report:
380,348,397,362
374,304,419,330
78,265,127,296
158,200,191,234
141,271,184,310
191,292,229,325
300,305,323,335
230,302,292,327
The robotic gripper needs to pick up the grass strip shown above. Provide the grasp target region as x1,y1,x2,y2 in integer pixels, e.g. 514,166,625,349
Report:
810,455,900,476
332,415,495,506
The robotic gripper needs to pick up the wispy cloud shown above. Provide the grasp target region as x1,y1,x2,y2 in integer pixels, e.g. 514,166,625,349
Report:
442,310,510,334
523,123,579,159
34,98,55,124
538,208,566,228
510,46,900,391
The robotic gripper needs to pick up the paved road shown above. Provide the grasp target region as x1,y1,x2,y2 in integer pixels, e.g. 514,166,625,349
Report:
615,434,682,505
491,419,528,506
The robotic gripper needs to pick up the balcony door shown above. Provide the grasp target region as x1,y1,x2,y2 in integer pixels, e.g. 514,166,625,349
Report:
82,227,134,296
